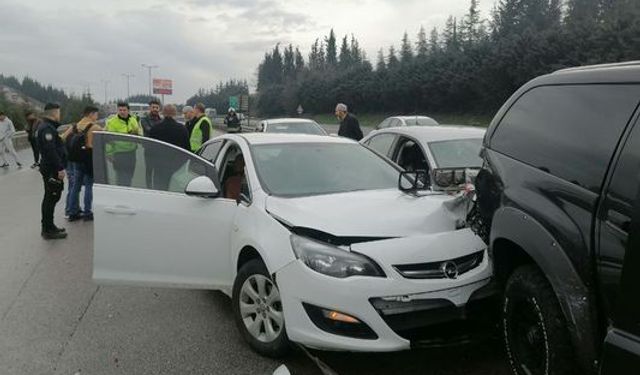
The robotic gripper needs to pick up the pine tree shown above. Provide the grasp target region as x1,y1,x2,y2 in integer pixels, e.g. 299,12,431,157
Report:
429,27,440,54
416,26,428,59
376,49,386,71
387,45,399,69
400,32,413,63
325,29,338,67
339,35,352,69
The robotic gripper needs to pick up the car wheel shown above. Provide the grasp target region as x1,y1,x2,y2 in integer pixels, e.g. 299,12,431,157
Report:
503,265,575,375
233,258,290,357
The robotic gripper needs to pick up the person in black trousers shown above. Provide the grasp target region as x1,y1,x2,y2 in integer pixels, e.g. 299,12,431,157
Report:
148,104,190,191
335,103,363,141
36,103,67,239
25,111,40,168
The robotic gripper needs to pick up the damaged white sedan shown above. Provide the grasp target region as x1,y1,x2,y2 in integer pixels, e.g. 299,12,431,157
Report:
91,132,493,357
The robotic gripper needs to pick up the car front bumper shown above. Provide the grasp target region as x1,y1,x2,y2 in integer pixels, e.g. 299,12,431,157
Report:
276,247,494,352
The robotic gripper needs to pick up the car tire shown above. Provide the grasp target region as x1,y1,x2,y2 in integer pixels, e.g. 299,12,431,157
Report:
232,258,290,358
503,265,575,375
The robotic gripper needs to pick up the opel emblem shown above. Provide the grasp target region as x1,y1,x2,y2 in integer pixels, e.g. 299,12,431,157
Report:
441,261,459,279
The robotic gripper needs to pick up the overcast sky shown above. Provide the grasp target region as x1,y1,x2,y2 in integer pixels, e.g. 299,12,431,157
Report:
0,0,494,103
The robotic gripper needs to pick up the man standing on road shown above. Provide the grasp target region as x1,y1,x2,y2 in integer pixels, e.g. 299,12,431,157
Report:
36,103,67,239
105,102,142,186
140,99,162,137
182,105,194,133
25,111,41,168
149,104,190,190
140,99,162,187
62,106,101,222
224,107,241,133
189,103,212,152
335,103,363,141
0,111,23,168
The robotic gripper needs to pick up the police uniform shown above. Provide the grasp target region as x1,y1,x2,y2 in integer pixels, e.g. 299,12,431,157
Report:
36,116,68,238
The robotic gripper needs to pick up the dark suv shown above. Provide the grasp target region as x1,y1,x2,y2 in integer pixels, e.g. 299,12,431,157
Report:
474,62,640,375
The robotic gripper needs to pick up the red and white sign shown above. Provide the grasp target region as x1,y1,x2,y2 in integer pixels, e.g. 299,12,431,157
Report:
152,79,173,95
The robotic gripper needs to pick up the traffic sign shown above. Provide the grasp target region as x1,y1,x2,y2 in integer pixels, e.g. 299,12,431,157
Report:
240,95,249,112
229,96,239,110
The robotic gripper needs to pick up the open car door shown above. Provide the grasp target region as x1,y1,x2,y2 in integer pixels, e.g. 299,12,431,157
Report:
91,132,237,290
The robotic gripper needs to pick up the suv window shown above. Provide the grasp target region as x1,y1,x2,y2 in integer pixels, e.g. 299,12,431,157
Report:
492,85,640,192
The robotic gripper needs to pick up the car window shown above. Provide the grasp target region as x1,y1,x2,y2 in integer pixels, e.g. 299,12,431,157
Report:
96,133,214,193
366,133,396,157
389,118,402,128
396,139,429,172
264,122,326,135
428,138,483,168
199,140,225,163
219,142,250,200
492,85,640,192
251,143,400,197
404,117,439,126
378,118,391,129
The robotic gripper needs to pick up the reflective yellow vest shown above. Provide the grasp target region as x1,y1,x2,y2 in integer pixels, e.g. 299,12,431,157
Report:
190,116,212,152
105,115,142,154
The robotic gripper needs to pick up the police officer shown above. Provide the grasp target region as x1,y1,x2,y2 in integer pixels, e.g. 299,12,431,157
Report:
36,103,68,239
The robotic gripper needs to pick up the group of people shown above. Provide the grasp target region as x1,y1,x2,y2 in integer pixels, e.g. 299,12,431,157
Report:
21,98,360,240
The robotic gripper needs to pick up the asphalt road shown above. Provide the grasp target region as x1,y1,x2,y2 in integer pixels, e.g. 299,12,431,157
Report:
0,145,510,375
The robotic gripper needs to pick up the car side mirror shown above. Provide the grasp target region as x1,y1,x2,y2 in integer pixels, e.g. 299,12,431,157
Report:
185,176,219,198
398,170,429,192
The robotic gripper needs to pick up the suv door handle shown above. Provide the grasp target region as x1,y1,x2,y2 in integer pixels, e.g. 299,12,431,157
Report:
104,206,137,216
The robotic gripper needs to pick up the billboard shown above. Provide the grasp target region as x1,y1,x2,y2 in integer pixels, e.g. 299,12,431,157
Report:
152,79,172,95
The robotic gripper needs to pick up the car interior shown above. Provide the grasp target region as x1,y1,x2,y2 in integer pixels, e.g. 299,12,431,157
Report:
220,145,250,201
395,139,429,173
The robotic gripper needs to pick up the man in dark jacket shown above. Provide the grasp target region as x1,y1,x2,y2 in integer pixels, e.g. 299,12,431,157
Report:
335,103,363,141
36,103,67,239
140,99,162,137
148,104,190,190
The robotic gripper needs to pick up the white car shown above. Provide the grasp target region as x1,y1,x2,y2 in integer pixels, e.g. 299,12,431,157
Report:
361,126,485,177
255,118,327,136
375,115,439,130
91,132,492,357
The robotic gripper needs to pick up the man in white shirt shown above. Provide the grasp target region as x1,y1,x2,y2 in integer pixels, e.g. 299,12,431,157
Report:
0,111,22,168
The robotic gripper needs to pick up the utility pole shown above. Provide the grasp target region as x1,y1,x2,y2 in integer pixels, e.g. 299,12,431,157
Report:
100,79,110,104
122,73,134,100
141,64,158,97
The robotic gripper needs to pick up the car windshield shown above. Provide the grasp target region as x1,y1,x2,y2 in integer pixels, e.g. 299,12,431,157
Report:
428,138,483,168
252,143,400,196
266,122,326,135
404,117,439,126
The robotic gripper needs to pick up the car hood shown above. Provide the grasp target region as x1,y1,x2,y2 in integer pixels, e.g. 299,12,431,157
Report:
266,189,464,238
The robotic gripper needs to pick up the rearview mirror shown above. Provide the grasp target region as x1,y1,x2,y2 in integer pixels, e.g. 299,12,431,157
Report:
398,170,429,192
185,176,219,198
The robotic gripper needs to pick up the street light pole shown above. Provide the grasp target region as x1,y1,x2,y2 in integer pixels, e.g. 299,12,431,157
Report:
141,64,158,97
122,73,134,100
100,79,110,104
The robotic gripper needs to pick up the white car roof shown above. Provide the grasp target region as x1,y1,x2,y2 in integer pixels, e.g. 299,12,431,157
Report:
264,118,318,124
234,133,356,145
366,125,485,143
392,116,436,120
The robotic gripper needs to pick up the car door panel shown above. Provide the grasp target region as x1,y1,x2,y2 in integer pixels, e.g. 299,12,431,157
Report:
92,132,235,290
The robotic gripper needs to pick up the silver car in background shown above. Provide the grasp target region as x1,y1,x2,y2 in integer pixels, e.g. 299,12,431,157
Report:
361,125,485,181
255,118,328,135
375,115,439,130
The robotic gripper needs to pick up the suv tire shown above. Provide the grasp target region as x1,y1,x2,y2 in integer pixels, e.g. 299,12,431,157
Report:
232,258,290,358
503,265,575,375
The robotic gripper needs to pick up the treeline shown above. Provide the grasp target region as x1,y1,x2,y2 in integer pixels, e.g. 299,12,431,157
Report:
186,79,249,113
0,74,96,128
254,0,640,118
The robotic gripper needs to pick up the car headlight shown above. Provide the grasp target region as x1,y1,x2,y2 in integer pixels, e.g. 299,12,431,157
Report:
290,234,385,278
